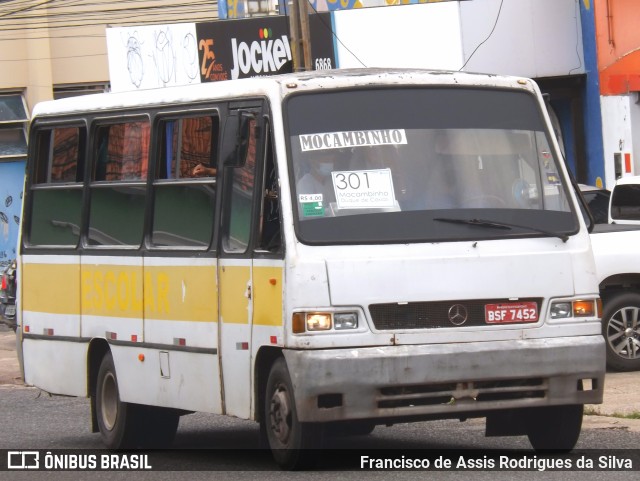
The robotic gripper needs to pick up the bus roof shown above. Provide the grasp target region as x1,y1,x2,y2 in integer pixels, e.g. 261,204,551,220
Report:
31,68,538,118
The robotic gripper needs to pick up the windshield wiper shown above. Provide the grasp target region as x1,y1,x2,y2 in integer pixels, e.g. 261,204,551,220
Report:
433,217,569,243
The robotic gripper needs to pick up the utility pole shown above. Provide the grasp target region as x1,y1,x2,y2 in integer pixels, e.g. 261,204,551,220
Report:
288,0,312,71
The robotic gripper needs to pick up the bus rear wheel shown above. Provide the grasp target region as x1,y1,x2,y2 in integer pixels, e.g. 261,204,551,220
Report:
264,358,322,469
96,352,180,449
96,352,139,449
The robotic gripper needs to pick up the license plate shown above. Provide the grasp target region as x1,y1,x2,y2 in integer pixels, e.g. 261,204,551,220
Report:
4,305,15,317
485,302,538,324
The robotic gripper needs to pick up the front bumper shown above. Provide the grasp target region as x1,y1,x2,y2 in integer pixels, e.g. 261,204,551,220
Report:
283,335,605,423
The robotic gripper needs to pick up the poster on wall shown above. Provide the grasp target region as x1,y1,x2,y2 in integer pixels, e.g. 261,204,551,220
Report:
196,16,292,81
107,15,336,91
309,12,336,70
106,23,201,92
196,13,335,81
0,161,25,269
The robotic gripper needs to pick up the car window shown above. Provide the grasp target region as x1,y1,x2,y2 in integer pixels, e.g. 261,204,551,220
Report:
583,190,610,224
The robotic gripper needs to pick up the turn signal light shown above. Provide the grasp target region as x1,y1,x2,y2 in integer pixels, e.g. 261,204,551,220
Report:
292,313,306,334
573,300,596,317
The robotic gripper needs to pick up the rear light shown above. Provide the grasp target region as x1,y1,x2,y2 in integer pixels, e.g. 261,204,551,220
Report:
1,275,6,291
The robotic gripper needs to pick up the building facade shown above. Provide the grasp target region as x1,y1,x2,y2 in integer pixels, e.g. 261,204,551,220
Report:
3,0,629,266
0,1,218,267
594,0,640,186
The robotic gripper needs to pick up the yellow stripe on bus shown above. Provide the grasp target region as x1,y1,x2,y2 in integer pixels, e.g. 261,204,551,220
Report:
22,262,280,326
82,264,217,322
253,266,283,327
219,265,251,324
219,265,284,326
22,263,80,315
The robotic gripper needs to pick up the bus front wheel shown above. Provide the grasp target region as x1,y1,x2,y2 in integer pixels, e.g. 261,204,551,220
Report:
264,357,322,469
96,352,139,449
526,404,583,451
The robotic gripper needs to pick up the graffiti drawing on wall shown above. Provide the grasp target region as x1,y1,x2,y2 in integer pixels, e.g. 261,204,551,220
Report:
107,23,200,93
125,32,144,88
0,161,24,269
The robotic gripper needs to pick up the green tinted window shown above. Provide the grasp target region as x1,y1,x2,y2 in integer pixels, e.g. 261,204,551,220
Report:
29,188,82,246
151,114,219,249
223,118,257,253
87,119,150,247
87,185,145,246
152,183,216,248
28,125,85,246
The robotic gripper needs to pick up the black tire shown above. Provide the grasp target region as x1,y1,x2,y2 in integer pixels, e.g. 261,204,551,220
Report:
526,404,583,452
264,358,323,469
602,292,640,372
95,352,140,449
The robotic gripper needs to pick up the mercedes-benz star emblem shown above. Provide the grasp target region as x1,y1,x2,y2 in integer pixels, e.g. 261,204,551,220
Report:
448,304,468,326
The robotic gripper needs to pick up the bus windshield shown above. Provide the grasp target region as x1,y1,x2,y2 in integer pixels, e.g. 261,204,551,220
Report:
287,87,577,244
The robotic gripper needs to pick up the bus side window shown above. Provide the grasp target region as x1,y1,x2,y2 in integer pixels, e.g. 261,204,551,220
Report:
87,118,149,246
151,114,219,249
28,125,85,246
257,121,281,253
93,121,150,182
48,127,83,182
222,116,257,254
162,116,219,179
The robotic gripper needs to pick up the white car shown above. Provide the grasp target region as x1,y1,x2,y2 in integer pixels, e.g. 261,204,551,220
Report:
608,175,640,224
580,181,640,370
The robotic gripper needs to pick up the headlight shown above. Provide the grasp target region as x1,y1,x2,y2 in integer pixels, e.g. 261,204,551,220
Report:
550,299,599,320
292,311,359,333
334,312,358,330
307,313,332,331
550,302,572,319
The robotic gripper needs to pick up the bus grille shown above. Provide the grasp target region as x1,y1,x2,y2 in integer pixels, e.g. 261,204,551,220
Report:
377,378,547,409
368,298,542,330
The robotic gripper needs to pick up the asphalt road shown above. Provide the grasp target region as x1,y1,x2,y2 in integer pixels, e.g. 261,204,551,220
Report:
1,385,640,480
1,325,639,480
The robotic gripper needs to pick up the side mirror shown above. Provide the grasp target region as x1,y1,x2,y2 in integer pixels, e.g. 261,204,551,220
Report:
222,111,254,168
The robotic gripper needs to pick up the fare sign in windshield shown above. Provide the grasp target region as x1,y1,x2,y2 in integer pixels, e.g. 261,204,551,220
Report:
331,169,396,209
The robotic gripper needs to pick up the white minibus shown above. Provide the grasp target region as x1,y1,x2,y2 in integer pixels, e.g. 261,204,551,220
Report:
18,69,604,468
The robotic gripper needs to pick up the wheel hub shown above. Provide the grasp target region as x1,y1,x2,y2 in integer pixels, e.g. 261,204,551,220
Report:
100,372,118,431
269,385,292,444
607,307,640,360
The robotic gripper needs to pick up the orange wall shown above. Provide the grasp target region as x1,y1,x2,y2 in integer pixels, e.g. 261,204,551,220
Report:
595,0,640,95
